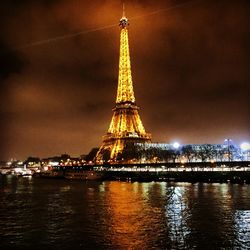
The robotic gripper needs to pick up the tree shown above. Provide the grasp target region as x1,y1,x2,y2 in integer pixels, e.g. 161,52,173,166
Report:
102,149,111,162
120,142,140,161
84,148,99,162
24,157,41,166
197,144,215,162
181,145,194,162
215,145,225,162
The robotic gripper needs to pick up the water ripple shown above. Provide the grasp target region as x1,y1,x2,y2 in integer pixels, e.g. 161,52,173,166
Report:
0,176,250,249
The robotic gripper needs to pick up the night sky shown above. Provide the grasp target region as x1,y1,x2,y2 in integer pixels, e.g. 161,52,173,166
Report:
0,0,249,160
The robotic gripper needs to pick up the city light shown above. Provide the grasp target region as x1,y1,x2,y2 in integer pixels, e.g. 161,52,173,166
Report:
172,142,180,149
240,142,250,151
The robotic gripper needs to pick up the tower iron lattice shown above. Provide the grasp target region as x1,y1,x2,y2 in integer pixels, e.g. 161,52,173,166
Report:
95,10,151,162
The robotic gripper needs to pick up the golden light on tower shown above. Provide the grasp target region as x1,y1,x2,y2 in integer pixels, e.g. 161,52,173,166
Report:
95,7,151,162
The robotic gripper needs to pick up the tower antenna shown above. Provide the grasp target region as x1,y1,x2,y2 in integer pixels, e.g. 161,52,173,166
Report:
119,1,129,28
122,2,126,18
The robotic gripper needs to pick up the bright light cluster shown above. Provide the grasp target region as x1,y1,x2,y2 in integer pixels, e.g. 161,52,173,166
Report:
240,142,250,151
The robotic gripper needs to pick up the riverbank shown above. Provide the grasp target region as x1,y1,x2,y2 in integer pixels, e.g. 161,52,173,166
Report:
3,161,249,184
102,169,250,184
48,161,250,183
46,161,250,183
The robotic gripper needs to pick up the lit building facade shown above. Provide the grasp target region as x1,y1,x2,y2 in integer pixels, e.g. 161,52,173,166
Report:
134,141,244,163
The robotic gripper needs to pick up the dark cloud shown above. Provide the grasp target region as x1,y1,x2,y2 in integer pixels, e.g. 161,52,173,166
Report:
0,43,25,81
0,0,249,160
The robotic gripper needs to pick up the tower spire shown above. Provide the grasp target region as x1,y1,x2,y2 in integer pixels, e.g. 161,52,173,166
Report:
117,5,133,103
122,2,126,18
119,2,129,28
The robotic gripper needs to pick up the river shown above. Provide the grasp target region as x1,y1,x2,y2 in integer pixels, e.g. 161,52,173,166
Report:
0,175,250,249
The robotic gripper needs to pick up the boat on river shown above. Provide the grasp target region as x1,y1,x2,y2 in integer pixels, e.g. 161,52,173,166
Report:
64,170,103,180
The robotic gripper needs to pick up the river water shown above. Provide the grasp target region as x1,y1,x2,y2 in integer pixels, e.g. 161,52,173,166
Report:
0,175,250,250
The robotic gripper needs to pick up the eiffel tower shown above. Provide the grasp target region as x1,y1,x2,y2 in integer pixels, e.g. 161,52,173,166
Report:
95,7,151,162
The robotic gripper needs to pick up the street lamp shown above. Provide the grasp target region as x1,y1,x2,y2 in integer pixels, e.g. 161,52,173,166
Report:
172,142,180,149
240,142,250,161
240,142,250,151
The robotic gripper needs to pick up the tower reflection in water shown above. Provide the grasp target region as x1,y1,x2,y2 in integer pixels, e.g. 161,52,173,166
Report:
1,177,250,249
99,182,250,249
103,182,191,249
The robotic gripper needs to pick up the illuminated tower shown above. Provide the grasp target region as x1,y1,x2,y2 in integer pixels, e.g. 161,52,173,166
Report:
95,8,151,162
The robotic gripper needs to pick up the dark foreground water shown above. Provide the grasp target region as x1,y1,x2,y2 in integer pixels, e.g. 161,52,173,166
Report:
0,176,250,250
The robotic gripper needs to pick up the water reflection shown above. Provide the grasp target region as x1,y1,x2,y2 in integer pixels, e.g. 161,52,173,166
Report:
165,185,191,249
104,182,250,249
104,182,170,249
0,176,250,249
234,210,250,249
